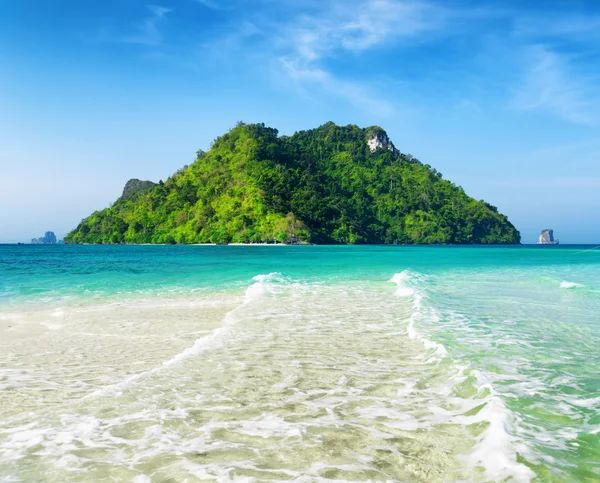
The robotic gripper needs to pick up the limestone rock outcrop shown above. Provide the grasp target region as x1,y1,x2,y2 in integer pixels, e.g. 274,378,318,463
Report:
539,229,559,245
31,231,58,244
367,128,395,153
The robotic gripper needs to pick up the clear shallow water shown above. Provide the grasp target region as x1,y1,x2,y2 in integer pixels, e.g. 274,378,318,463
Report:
0,245,598,482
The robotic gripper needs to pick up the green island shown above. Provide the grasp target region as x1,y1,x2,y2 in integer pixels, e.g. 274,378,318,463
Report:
66,122,520,244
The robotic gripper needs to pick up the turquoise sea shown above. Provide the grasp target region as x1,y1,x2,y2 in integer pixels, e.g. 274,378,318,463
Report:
0,245,598,482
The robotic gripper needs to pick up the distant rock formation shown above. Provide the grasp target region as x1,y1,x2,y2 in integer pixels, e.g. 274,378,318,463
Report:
539,228,559,245
31,231,58,244
121,179,156,201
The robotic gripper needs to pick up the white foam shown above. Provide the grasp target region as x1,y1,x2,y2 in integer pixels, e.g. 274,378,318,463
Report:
236,414,303,439
244,273,281,302
162,326,230,368
0,272,548,481
560,281,584,289
390,273,449,362
0,313,24,321
51,309,65,318
390,271,533,482
406,317,418,340
389,271,415,297
566,395,600,408
83,274,276,400
273,374,298,390
458,389,535,483
421,336,449,359
0,417,93,462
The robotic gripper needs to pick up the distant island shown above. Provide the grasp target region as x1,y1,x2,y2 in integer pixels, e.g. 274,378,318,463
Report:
66,122,520,245
538,228,559,245
31,231,62,245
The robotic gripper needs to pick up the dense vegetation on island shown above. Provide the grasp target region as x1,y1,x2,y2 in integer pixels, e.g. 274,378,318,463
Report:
66,122,520,244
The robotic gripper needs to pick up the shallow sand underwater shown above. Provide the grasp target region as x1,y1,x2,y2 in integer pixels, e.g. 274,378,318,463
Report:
0,245,599,482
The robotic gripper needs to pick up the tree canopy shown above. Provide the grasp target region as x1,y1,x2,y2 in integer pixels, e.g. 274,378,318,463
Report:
65,122,520,245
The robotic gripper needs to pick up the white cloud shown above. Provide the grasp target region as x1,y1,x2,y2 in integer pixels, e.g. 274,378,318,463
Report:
280,59,395,116
514,45,595,125
122,5,171,46
273,0,447,116
284,0,445,62
194,0,223,10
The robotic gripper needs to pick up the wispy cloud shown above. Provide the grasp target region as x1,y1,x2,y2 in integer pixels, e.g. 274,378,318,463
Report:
280,59,395,116
113,0,600,123
284,0,445,61
274,0,449,116
194,0,223,10
122,5,171,46
218,21,262,48
513,45,595,125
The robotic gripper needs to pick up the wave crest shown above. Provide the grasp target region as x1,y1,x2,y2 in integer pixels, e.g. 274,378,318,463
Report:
560,281,584,289
83,273,277,400
390,270,533,482
389,271,415,297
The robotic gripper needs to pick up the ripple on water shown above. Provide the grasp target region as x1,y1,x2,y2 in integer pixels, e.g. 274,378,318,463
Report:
0,275,535,482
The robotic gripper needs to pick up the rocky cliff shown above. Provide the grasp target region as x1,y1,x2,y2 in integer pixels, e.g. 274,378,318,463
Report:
31,231,58,244
539,228,559,245
366,127,395,153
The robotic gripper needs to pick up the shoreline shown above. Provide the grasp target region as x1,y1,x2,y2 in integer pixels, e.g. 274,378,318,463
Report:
39,244,572,247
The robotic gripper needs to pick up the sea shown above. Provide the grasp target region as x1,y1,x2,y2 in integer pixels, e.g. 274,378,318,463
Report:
0,245,598,482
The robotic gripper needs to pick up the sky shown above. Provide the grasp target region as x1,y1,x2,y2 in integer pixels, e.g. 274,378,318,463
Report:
1,0,599,244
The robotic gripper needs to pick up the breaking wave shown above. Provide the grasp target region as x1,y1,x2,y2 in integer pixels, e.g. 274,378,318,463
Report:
390,270,533,482
83,273,280,400
560,280,585,289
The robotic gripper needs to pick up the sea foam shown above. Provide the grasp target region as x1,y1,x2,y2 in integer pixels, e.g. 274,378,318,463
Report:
390,270,533,482
390,271,448,360
560,281,585,289
389,271,415,297
83,274,278,400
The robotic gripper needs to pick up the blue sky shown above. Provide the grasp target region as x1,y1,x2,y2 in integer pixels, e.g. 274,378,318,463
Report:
1,0,599,243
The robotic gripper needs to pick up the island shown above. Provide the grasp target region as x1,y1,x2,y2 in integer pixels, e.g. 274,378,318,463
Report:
538,228,559,245
66,122,521,245
31,231,58,244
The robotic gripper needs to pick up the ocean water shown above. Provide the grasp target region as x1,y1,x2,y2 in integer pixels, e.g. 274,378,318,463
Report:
0,245,598,482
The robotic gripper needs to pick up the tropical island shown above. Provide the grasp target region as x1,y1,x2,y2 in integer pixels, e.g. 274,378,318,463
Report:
66,122,520,245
